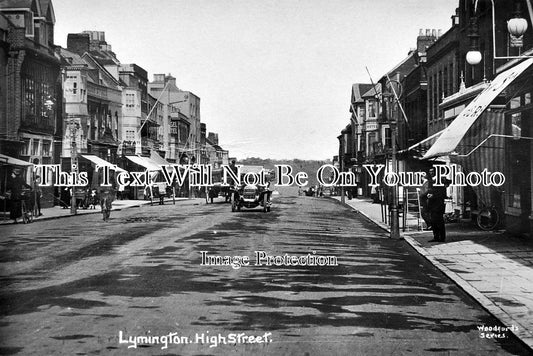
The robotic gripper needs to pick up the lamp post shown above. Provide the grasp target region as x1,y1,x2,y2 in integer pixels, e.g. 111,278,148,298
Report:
384,78,404,239
68,119,80,215
389,119,400,239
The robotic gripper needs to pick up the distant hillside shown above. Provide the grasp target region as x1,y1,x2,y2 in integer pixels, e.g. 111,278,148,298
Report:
238,158,332,186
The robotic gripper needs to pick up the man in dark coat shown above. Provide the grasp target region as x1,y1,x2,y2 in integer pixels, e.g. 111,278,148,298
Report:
7,169,31,224
426,178,450,242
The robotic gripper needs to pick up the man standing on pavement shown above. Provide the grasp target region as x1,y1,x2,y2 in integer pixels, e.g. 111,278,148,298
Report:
426,174,450,242
33,175,43,216
6,168,31,224
419,168,434,230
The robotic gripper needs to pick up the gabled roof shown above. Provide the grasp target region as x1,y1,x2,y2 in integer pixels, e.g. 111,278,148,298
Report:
362,83,381,98
82,52,122,88
88,50,120,66
57,47,86,67
39,0,55,23
380,51,417,82
351,83,373,104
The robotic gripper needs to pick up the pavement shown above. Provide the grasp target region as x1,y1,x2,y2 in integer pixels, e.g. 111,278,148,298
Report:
0,197,190,225
332,195,533,351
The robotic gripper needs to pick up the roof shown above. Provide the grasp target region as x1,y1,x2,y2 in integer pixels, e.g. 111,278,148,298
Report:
57,47,87,66
1,0,37,12
362,83,381,98
39,0,55,23
351,83,373,104
380,51,417,82
82,52,121,88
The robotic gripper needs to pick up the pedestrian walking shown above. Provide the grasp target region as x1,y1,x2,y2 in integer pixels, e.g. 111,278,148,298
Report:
117,184,125,200
33,175,43,216
60,187,71,209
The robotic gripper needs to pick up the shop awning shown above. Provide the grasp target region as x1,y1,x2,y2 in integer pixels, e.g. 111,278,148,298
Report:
81,155,126,172
398,130,443,155
126,155,161,171
0,154,33,167
423,57,533,159
150,151,172,166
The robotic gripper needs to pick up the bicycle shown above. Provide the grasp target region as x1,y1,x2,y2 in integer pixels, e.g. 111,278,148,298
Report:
476,188,504,231
476,205,501,231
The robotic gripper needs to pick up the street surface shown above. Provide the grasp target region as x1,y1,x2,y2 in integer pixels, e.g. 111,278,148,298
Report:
0,192,530,355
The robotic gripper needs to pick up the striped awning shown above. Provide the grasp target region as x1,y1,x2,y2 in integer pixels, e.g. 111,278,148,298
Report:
451,110,505,206
150,151,171,166
398,130,443,156
81,155,126,172
424,57,533,159
0,154,33,167
126,155,161,171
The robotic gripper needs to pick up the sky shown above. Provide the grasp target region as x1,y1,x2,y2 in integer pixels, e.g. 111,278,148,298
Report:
53,0,458,160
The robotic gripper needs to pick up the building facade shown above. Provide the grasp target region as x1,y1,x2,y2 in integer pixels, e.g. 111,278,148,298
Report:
1,0,61,207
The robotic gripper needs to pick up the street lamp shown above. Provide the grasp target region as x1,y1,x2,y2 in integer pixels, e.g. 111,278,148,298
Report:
466,0,533,65
466,16,482,66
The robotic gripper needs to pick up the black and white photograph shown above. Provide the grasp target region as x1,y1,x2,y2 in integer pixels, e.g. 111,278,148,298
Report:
1,0,533,355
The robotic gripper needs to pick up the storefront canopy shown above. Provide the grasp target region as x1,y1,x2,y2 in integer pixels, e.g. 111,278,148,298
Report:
423,57,533,159
126,155,161,171
0,154,33,167
398,130,443,156
150,151,172,166
81,155,127,172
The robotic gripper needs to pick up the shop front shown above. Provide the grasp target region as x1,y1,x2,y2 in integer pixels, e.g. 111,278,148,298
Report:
424,57,533,237
503,72,533,235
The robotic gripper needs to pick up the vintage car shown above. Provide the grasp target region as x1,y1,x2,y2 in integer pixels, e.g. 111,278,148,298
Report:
229,166,272,212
